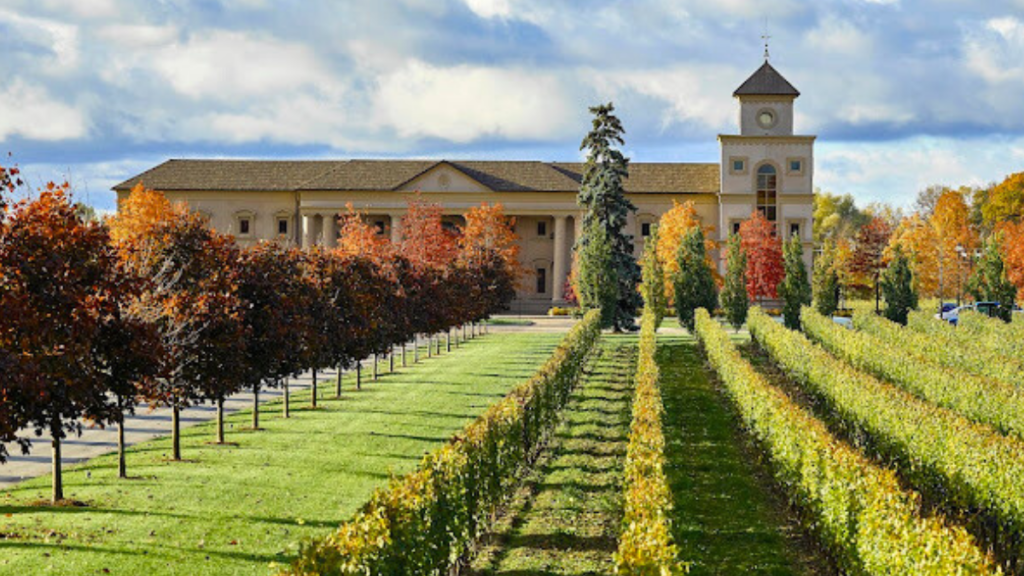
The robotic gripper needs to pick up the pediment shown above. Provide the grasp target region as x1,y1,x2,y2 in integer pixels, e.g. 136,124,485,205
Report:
397,163,491,193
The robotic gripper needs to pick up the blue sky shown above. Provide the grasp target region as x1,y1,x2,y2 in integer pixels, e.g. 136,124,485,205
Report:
2,0,1024,213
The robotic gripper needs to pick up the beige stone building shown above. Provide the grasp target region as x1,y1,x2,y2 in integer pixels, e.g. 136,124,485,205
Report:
115,60,814,313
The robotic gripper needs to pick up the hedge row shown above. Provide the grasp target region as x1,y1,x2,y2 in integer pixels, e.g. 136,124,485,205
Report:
748,307,1024,568
614,310,685,575
953,311,1024,365
902,311,1024,387
695,309,998,575
803,308,1024,439
284,310,602,576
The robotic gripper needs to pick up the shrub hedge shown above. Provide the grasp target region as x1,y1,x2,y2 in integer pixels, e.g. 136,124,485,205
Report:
283,310,602,576
695,309,998,575
803,308,1024,439
748,307,1024,569
614,310,686,575
950,311,1024,365
903,311,1024,387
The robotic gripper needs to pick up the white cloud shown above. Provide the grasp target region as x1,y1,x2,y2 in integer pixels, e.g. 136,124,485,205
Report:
39,0,120,19
588,65,739,133
149,31,340,100
964,16,1024,84
805,15,872,56
186,94,355,147
463,0,513,19
374,60,577,143
95,24,178,48
0,9,80,71
0,81,87,141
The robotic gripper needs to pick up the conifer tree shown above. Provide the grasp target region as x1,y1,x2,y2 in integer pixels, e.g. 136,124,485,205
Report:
575,103,641,331
881,245,918,325
720,233,749,331
576,221,618,328
967,233,1018,321
640,226,667,327
778,234,812,330
673,226,717,332
814,239,841,317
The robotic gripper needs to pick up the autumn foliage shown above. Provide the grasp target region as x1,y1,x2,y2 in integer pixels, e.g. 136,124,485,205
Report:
656,200,718,303
739,211,783,302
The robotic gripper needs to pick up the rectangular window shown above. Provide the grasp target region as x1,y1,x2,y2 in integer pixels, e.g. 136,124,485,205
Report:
239,218,250,235
790,160,802,172
537,221,547,237
732,222,741,235
733,160,744,172
641,222,652,238
790,223,801,238
374,220,386,235
536,268,547,294
277,218,288,235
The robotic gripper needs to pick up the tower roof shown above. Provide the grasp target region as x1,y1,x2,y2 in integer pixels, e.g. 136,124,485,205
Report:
733,61,800,97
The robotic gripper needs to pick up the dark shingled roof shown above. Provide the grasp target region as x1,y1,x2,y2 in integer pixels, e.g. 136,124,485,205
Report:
733,62,800,97
114,159,721,194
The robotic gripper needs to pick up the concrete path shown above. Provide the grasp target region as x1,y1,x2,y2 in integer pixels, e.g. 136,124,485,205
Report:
0,368,330,489
0,323,564,491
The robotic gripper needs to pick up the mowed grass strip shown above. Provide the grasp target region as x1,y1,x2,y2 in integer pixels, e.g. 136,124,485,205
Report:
470,336,636,576
658,332,815,576
0,332,564,576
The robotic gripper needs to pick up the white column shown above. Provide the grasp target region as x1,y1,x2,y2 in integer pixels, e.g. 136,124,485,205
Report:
313,214,324,246
390,213,403,244
552,215,568,303
302,214,314,249
324,212,339,248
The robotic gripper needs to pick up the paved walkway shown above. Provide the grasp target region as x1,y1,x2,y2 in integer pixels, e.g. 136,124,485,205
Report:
0,368,330,489
0,323,569,490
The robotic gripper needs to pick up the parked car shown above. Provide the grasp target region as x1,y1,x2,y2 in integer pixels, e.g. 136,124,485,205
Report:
938,302,1023,325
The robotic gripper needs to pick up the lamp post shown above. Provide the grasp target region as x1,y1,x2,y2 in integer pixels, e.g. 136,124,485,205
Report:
955,243,964,307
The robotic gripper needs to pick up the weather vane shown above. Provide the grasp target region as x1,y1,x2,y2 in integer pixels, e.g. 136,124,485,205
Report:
762,19,771,61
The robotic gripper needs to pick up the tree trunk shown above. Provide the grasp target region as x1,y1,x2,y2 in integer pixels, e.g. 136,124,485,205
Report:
415,335,420,362
436,333,442,355
402,342,407,367
283,378,290,418
427,336,432,358
172,405,181,461
447,330,451,352
356,361,362,390
875,272,881,313
390,349,395,372
336,365,343,398
118,415,127,479
252,384,260,430
51,417,63,503
311,368,318,408
217,398,225,444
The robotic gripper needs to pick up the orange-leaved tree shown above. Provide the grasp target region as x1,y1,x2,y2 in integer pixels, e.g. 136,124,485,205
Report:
998,220,1024,301
887,214,940,298
982,172,1024,227
458,203,521,321
738,210,783,304
401,194,458,270
656,200,718,304
108,182,179,245
459,202,522,284
931,189,978,301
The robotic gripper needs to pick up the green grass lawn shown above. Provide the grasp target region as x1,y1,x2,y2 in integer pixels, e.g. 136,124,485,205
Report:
0,332,564,576
658,332,822,576
469,335,636,576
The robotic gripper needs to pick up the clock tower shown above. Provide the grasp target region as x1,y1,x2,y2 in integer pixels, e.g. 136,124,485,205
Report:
718,59,815,273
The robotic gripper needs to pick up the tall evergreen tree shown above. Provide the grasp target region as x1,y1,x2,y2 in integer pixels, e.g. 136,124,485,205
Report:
720,233,749,331
575,103,641,331
640,226,667,327
778,234,812,330
814,239,841,317
881,245,918,325
967,233,1018,321
576,221,618,329
673,226,718,332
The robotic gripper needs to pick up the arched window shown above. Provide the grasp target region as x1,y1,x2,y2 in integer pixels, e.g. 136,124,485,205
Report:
756,164,778,223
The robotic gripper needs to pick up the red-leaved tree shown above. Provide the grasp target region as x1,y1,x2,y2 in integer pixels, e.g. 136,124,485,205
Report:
851,216,893,312
739,211,784,304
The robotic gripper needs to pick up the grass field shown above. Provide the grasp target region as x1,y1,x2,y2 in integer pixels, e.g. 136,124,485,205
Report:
470,336,636,575
0,332,564,576
658,331,825,576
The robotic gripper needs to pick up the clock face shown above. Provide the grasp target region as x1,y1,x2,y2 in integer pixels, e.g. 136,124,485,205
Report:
758,110,775,128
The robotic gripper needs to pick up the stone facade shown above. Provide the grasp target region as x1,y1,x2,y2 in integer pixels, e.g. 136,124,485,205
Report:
115,60,815,313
